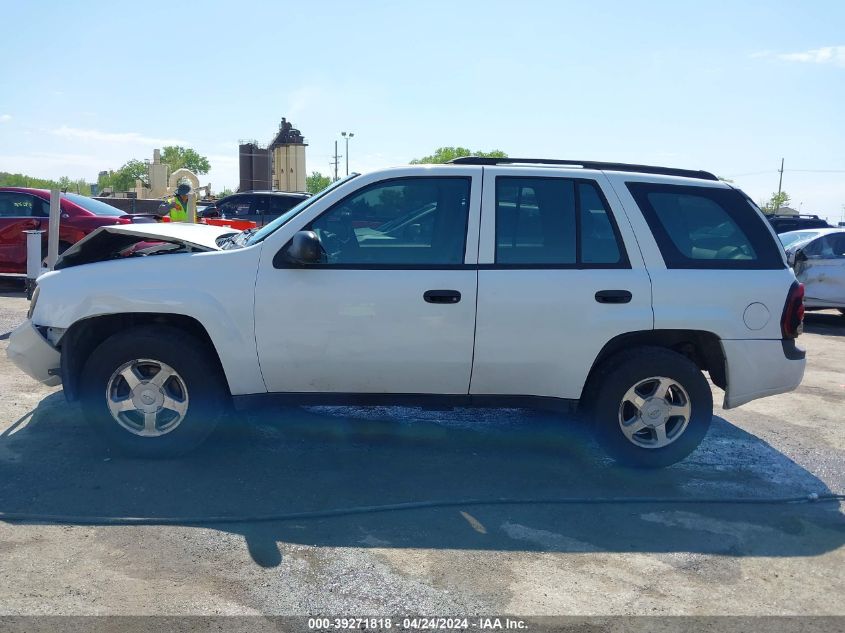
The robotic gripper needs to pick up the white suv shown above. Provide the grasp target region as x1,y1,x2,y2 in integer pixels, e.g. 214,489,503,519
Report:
8,158,807,467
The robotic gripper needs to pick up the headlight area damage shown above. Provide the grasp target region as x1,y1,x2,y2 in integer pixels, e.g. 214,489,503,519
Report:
55,224,239,269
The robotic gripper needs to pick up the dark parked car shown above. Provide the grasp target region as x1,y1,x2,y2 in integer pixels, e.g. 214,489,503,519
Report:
0,187,151,275
200,191,311,227
767,213,831,234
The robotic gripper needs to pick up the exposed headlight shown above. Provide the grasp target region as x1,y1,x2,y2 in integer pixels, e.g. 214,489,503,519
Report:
27,286,40,320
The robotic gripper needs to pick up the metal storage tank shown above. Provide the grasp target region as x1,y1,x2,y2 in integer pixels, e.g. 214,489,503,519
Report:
252,148,272,190
269,118,308,192
238,144,254,192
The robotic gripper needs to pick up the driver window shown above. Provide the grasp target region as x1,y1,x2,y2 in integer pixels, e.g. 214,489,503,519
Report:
803,236,837,258
309,177,471,265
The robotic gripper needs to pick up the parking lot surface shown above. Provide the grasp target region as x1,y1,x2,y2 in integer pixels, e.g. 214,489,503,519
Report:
0,280,842,615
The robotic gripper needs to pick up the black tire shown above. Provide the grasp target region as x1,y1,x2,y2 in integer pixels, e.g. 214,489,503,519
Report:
79,325,229,458
588,346,712,468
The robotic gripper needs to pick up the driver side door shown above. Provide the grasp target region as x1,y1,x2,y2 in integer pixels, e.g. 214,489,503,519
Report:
253,173,481,395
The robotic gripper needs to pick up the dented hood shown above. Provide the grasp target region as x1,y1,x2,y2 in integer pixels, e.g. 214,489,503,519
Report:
55,223,240,269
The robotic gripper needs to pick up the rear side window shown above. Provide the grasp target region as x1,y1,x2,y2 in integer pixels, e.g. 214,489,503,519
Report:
627,183,784,269
219,196,252,216
268,196,299,214
495,177,627,267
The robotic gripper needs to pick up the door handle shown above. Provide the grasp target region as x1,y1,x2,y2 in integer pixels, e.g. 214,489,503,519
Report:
595,289,632,304
424,289,461,304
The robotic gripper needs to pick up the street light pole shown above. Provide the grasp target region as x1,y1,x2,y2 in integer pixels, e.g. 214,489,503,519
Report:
341,131,354,176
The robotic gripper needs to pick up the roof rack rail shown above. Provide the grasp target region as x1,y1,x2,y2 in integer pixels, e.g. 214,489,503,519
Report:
448,157,720,181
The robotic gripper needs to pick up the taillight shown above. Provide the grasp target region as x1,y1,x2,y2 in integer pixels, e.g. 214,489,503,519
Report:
781,281,805,339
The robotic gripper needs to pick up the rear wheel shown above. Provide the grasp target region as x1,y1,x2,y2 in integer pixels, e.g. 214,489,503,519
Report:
588,347,712,468
79,325,228,457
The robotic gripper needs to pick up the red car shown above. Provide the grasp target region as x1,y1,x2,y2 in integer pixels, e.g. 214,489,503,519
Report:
0,187,145,274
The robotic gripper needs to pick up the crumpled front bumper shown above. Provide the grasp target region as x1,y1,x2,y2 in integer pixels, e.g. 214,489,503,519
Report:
6,320,62,387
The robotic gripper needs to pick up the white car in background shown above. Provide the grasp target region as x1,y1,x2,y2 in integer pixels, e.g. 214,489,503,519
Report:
7,158,807,467
782,228,845,313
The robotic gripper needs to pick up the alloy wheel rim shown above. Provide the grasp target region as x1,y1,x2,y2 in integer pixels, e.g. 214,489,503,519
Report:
105,359,189,437
618,376,691,449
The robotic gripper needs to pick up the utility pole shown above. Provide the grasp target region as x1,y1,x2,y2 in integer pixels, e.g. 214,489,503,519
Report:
331,141,342,181
341,131,354,176
775,157,784,211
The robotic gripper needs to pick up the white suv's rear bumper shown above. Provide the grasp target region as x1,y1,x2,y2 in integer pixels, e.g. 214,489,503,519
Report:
6,320,62,387
721,338,805,409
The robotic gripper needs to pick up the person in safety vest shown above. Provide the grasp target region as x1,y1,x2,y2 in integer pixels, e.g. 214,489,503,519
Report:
160,182,192,222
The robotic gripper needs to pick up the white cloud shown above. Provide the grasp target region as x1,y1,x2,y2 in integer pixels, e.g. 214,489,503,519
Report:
755,45,845,68
0,114,11,123
0,151,105,178
51,125,187,146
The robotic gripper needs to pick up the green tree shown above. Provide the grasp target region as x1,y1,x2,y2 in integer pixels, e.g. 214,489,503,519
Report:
0,171,90,194
216,187,234,198
160,146,211,175
410,147,508,164
760,191,791,214
105,159,149,192
306,171,332,194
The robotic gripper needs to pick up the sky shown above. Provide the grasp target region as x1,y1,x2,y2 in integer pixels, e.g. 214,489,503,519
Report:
1,0,843,222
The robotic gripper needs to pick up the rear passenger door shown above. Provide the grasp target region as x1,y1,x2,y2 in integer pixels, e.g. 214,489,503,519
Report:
470,168,653,400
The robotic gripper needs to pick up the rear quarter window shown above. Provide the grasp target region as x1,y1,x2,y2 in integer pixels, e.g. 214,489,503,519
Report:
627,182,785,270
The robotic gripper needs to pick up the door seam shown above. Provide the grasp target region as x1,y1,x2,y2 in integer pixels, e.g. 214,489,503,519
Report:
467,167,484,395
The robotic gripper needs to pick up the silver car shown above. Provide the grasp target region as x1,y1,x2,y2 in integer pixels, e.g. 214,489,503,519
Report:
782,228,845,313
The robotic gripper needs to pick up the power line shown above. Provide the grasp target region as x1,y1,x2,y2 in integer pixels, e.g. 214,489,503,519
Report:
727,168,845,178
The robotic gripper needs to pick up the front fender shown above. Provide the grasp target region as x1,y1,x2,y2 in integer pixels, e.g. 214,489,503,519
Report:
32,248,266,396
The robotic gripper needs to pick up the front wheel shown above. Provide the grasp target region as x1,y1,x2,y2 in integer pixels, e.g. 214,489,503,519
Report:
79,325,228,457
589,347,712,468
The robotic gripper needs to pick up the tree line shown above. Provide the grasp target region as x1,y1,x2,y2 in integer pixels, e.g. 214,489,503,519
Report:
0,146,213,197
0,148,817,212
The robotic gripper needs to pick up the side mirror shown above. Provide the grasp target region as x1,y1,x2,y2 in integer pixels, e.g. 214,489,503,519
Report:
283,230,325,265
203,206,220,218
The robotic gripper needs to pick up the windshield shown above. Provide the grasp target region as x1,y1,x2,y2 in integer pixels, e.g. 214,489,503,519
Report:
63,193,126,217
779,230,823,249
246,174,358,246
